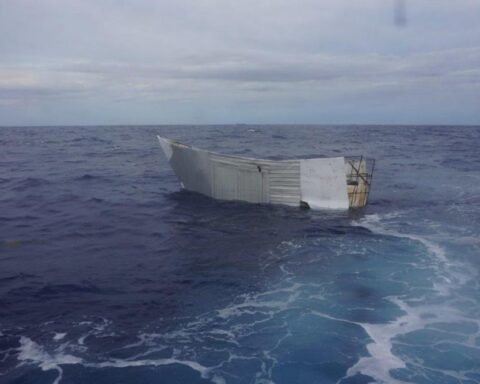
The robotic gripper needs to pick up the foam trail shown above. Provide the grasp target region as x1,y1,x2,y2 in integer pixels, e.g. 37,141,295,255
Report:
340,301,418,383
92,357,211,378
354,213,456,297
354,213,447,262
311,307,410,384
340,297,473,384
341,213,469,383
16,336,217,384
17,337,82,384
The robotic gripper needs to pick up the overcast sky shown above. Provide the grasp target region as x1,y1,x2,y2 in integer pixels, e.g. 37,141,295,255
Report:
0,0,479,125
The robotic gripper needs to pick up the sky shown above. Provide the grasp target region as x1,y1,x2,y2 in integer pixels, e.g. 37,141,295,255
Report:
0,0,479,126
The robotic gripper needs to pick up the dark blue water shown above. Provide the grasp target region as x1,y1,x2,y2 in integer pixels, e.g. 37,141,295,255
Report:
1,125,479,384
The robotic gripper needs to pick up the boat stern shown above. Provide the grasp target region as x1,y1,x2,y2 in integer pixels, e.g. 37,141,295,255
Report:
345,157,375,208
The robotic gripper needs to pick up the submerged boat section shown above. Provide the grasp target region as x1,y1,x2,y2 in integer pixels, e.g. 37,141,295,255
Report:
158,136,374,210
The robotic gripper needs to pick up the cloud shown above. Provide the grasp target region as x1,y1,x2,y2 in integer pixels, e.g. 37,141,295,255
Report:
0,0,479,124
3,47,478,98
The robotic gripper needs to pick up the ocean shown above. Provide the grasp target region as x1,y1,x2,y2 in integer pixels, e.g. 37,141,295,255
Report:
1,125,479,384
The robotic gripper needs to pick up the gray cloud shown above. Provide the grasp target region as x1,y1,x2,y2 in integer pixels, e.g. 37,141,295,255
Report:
5,47,476,93
0,0,479,125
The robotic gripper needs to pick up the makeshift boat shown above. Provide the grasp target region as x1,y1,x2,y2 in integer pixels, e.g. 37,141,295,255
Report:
157,136,374,210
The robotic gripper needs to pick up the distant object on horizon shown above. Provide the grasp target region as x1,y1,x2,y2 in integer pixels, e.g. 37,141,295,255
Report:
157,136,374,210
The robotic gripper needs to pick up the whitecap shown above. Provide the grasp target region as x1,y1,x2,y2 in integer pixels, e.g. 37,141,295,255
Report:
53,333,66,341
17,336,83,384
343,212,478,383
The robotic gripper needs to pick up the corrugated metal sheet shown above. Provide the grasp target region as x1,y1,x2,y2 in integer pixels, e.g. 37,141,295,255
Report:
267,161,300,206
210,153,301,206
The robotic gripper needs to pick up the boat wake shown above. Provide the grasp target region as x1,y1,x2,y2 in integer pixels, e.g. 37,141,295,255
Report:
3,212,480,384
339,212,480,384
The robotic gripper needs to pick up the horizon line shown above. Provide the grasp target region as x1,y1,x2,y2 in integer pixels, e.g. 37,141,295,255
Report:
1,123,480,128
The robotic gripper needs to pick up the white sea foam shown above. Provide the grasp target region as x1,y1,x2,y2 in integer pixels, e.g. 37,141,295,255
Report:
76,317,111,345
353,213,463,297
342,301,414,382
92,357,211,376
53,333,66,341
17,336,83,384
314,301,422,384
16,335,217,384
341,212,477,383
12,211,478,384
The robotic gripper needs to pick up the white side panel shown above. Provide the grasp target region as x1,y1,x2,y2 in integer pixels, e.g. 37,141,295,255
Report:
213,164,237,200
300,157,349,210
157,136,173,161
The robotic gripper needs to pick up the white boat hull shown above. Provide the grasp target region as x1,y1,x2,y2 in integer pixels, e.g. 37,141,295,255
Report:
158,136,372,210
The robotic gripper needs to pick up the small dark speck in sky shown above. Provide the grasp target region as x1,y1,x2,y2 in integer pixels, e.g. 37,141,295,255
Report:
394,0,407,27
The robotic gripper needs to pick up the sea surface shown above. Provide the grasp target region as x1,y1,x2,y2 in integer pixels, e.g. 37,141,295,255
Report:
1,125,480,384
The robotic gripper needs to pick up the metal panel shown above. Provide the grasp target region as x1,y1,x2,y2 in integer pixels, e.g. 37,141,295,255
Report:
168,144,212,196
158,136,359,211
213,164,237,201
268,161,300,206
211,157,267,203
300,157,349,210
237,168,264,203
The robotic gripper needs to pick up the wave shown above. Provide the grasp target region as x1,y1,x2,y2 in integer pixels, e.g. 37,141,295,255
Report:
17,337,83,384
15,335,220,384
9,177,51,192
4,213,480,384
339,212,478,383
0,273,38,283
74,174,111,182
